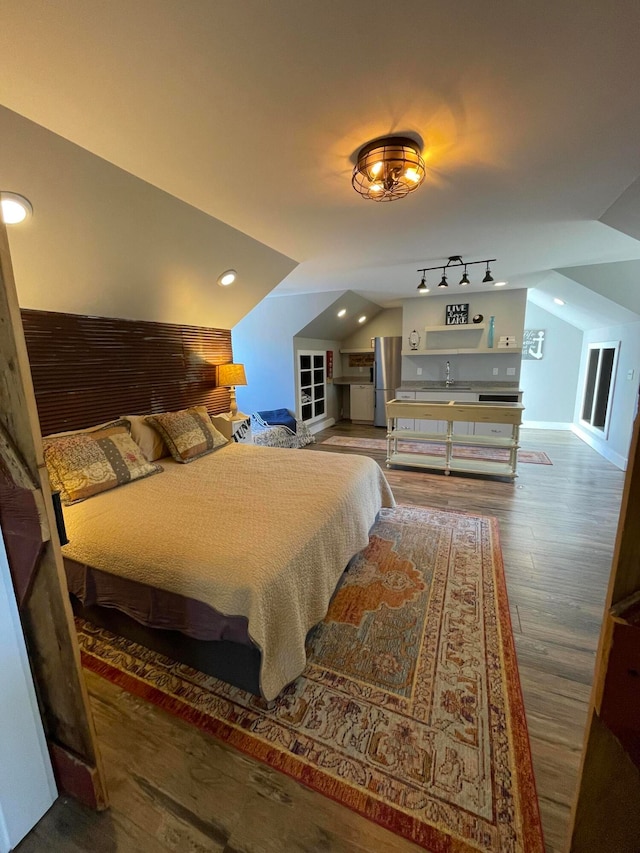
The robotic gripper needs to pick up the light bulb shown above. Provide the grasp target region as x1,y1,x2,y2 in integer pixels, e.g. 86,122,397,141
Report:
369,183,384,194
337,308,346,317
404,168,420,183
370,162,383,177
217,269,237,286
0,193,32,224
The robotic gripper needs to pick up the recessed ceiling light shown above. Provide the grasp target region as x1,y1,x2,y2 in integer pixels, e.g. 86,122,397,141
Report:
217,269,237,287
337,308,346,317
553,297,565,305
494,281,507,287
358,315,367,323
0,192,33,225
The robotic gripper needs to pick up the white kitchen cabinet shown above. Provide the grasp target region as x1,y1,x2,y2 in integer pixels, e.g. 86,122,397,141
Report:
350,384,374,423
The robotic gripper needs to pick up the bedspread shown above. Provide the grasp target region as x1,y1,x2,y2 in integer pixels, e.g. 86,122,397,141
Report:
62,442,395,699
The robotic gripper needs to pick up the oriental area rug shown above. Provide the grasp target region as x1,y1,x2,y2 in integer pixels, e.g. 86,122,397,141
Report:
321,436,552,464
77,505,544,852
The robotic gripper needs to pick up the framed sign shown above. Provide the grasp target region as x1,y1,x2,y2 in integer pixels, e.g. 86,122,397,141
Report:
445,303,469,325
523,329,545,360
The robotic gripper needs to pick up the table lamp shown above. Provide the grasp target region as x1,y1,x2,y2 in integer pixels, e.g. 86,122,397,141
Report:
217,363,247,417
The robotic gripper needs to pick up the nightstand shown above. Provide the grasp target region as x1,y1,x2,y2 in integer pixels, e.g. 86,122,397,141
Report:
210,412,252,444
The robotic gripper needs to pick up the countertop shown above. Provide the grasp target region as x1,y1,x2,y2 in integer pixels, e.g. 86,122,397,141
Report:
396,381,522,394
333,376,373,385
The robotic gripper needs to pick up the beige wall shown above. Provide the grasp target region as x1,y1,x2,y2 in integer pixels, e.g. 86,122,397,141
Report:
342,308,402,348
1,106,297,330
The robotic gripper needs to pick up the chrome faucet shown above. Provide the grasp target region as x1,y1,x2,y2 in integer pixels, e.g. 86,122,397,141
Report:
445,361,453,387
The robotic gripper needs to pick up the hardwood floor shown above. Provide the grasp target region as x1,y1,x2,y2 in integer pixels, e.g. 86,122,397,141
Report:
17,425,625,853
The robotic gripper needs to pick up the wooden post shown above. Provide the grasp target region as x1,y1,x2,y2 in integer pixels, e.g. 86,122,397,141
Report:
0,221,107,809
567,408,640,851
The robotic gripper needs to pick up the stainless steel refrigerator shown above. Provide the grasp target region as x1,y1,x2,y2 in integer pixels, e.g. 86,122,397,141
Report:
373,336,402,427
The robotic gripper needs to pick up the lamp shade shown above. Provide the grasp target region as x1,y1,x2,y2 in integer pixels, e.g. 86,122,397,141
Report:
217,363,247,387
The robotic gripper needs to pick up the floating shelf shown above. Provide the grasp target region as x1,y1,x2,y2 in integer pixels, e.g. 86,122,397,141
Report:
402,347,522,356
424,324,486,332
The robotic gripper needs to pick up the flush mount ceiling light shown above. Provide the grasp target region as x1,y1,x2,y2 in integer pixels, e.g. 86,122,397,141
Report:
494,280,507,287
358,315,367,323
554,297,565,305
217,269,237,287
416,255,499,293
337,308,347,317
0,191,33,224
352,136,425,202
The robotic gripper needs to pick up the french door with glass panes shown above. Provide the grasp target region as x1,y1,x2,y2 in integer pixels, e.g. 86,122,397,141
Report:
298,351,325,424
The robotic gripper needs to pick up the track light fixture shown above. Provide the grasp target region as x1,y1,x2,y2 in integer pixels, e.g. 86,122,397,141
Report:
416,255,498,292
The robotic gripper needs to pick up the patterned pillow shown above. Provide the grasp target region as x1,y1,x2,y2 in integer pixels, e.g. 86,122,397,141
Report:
43,420,163,505
145,408,228,463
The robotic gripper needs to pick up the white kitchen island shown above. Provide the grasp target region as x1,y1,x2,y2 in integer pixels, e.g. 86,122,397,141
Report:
385,399,525,479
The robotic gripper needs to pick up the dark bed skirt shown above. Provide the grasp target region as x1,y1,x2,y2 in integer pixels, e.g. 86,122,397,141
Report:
71,596,263,696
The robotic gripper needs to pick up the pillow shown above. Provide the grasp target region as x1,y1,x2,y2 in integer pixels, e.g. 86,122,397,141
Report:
44,419,123,439
123,407,211,461
257,408,297,433
122,414,169,462
145,408,227,463
43,420,163,505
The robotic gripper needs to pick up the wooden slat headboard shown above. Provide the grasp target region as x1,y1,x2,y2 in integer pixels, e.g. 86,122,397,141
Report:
21,309,234,436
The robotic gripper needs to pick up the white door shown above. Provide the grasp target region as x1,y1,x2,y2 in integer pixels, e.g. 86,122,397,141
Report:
0,532,56,851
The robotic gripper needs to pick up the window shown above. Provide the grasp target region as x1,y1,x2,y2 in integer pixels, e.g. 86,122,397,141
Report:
580,341,619,438
298,351,326,424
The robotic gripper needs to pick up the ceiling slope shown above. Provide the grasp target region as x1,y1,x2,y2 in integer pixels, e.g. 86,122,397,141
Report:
0,106,296,328
1,0,640,309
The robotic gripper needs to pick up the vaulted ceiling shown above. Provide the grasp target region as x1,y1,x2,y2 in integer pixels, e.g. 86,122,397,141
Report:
1,1,639,329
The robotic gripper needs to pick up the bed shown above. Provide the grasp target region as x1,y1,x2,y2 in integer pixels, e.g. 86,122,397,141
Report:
23,309,394,700
60,441,395,700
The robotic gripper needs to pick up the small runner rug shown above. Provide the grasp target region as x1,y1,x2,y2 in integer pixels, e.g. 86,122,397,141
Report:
77,505,544,852
321,435,552,464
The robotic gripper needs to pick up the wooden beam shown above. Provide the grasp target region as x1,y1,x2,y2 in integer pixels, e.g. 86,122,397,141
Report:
0,221,107,808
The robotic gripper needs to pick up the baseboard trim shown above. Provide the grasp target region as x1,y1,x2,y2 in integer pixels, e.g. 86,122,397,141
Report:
309,417,335,434
521,421,573,430
571,424,628,470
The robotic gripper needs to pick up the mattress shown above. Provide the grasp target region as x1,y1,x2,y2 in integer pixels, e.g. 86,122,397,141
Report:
61,442,395,699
